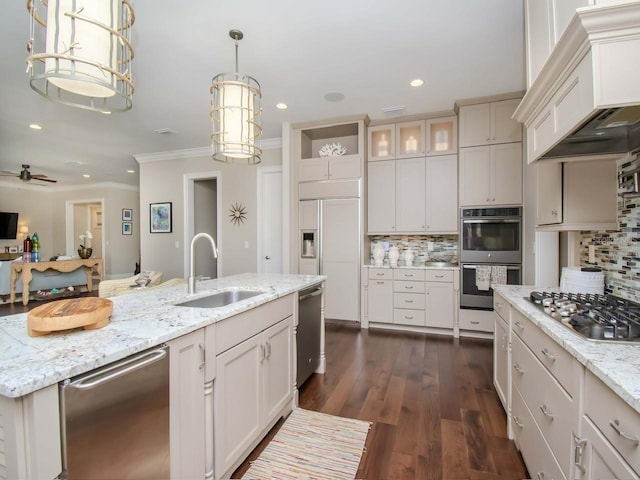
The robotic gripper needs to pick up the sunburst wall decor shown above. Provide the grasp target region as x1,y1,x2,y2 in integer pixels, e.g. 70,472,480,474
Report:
229,202,247,225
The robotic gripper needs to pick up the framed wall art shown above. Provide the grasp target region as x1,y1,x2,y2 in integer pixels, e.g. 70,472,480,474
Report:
122,208,133,221
122,222,132,235
150,202,172,233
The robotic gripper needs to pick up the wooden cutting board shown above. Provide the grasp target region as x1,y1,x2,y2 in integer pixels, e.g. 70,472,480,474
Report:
27,297,113,337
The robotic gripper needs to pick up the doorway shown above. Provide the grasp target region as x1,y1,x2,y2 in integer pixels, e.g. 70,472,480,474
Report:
257,166,283,273
183,172,222,279
65,199,105,259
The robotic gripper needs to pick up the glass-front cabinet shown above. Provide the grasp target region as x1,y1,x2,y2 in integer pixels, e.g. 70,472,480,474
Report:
368,125,395,161
396,121,425,158
426,116,457,156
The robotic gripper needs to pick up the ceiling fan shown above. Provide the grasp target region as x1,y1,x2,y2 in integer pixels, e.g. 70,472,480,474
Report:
0,164,58,183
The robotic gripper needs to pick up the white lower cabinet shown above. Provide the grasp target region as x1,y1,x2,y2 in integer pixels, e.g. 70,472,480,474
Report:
168,329,206,480
214,316,294,480
364,268,455,333
493,308,509,411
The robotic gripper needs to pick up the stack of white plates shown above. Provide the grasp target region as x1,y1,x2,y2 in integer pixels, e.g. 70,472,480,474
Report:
560,267,604,294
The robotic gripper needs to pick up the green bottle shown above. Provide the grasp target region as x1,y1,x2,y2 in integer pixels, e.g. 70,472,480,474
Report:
32,232,40,262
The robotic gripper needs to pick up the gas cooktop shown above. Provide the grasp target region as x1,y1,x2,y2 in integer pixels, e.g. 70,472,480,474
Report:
527,291,640,343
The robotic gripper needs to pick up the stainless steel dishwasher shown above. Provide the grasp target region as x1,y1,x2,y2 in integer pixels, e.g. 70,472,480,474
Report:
59,346,170,480
297,285,323,387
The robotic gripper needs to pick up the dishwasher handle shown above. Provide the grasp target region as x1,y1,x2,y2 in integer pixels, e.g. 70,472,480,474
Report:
67,347,168,390
299,288,323,301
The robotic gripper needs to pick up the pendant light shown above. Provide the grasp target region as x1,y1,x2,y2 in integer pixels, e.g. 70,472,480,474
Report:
211,29,262,164
26,0,135,113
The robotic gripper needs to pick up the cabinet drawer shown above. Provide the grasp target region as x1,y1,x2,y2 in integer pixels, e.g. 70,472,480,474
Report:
368,268,393,280
424,269,453,283
585,370,640,474
393,269,426,281
511,387,567,480
512,334,575,479
459,309,493,332
393,292,425,310
493,291,508,320
394,308,425,327
394,281,425,294
512,309,577,398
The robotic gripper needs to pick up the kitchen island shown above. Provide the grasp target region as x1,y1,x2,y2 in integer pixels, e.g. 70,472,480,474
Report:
0,272,325,480
493,284,640,479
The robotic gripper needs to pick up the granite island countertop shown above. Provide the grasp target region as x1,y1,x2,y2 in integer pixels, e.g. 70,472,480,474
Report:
0,273,325,398
494,284,640,415
363,263,459,271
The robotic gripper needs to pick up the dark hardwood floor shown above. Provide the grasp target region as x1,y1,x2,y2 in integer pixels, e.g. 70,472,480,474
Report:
234,321,529,480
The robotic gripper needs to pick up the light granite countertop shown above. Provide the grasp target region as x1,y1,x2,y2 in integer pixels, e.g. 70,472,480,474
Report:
494,284,640,415
363,264,460,271
0,273,325,398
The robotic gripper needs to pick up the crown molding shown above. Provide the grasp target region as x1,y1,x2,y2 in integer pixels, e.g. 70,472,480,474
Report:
134,137,283,163
0,180,139,193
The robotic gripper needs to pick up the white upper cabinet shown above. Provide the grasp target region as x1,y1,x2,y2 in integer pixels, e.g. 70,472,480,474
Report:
298,154,361,182
426,116,458,156
395,157,426,231
426,155,458,232
367,160,396,233
459,99,522,147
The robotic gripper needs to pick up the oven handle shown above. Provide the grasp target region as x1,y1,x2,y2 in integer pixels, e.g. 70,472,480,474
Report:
462,219,520,224
462,265,521,271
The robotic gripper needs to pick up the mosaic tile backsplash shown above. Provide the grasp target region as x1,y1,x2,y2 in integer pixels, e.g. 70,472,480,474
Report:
368,235,458,266
580,157,640,303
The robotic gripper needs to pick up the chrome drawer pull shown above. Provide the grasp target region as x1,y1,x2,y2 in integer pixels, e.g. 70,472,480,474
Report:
536,472,545,480
470,320,480,325
405,286,414,290
512,416,524,428
609,419,640,446
405,316,413,320
435,274,444,278
514,321,524,330
404,274,414,278
376,281,385,285
541,348,556,362
376,273,385,276
513,363,524,374
539,404,554,419
405,300,414,304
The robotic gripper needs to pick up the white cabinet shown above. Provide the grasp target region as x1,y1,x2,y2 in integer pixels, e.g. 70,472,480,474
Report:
367,269,393,324
396,157,426,232
537,159,618,231
368,156,458,233
298,154,361,181
367,160,396,232
168,329,206,480
459,143,522,206
426,155,458,232
396,121,426,158
459,99,522,148
369,125,395,160
536,162,563,225
493,293,509,412
426,282,454,329
214,315,293,480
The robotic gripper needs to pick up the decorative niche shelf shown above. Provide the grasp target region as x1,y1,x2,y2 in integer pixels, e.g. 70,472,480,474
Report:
301,123,359,160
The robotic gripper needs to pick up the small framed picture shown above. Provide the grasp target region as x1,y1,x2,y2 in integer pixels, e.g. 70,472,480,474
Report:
9,246,18,253
122,222,132,235
150,202,172,233
122,208,132,221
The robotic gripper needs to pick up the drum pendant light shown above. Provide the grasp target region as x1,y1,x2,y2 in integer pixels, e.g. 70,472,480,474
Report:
211,29,262,164
26,0,135,113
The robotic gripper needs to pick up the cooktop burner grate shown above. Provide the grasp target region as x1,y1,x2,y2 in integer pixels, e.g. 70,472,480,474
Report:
526,291,640,342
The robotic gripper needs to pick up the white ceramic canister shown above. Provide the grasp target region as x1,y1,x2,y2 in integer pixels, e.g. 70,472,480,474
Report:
388,246,400,267
404,249,414,267
373,243,385,267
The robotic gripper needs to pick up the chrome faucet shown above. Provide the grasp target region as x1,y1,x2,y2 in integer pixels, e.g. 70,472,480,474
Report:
188,232,218,295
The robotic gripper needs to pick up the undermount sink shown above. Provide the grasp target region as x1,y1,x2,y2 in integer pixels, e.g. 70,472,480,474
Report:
176,290,264,308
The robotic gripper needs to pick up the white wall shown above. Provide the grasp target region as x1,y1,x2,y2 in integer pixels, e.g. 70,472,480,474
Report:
138,148,282,280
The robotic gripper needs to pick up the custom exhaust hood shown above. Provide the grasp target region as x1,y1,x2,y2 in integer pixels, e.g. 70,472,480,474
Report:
514,2,640,163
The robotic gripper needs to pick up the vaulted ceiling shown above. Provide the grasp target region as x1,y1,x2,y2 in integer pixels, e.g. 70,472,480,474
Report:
0,1,524,186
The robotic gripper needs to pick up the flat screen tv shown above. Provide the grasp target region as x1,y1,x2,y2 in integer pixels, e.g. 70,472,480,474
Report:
0,212,19,240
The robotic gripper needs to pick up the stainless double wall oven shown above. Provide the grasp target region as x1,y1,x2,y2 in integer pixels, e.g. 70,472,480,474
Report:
460,207,522,310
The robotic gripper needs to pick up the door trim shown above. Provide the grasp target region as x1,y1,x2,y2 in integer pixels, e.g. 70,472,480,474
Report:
257,166,283,273
183,171,222,278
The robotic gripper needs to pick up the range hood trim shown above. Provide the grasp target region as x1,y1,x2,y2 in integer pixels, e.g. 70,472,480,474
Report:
514,2,640,162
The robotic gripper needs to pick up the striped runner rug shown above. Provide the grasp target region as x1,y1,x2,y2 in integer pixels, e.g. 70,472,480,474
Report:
242,408,371,480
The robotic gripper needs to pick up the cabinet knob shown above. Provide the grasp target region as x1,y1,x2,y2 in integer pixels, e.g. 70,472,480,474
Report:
486,137,490,142
265,256,271,260
486,198,490,202
492,198,495,201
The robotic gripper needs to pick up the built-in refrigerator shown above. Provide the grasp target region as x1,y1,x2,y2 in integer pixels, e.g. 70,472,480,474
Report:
299,197,360,322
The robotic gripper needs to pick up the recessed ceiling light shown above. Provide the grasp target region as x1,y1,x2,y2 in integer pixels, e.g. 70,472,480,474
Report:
127,169,135,174
276,103,288,110
29,124,42,130
410,79,425,87
82,174,91,178
324,91,345,102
